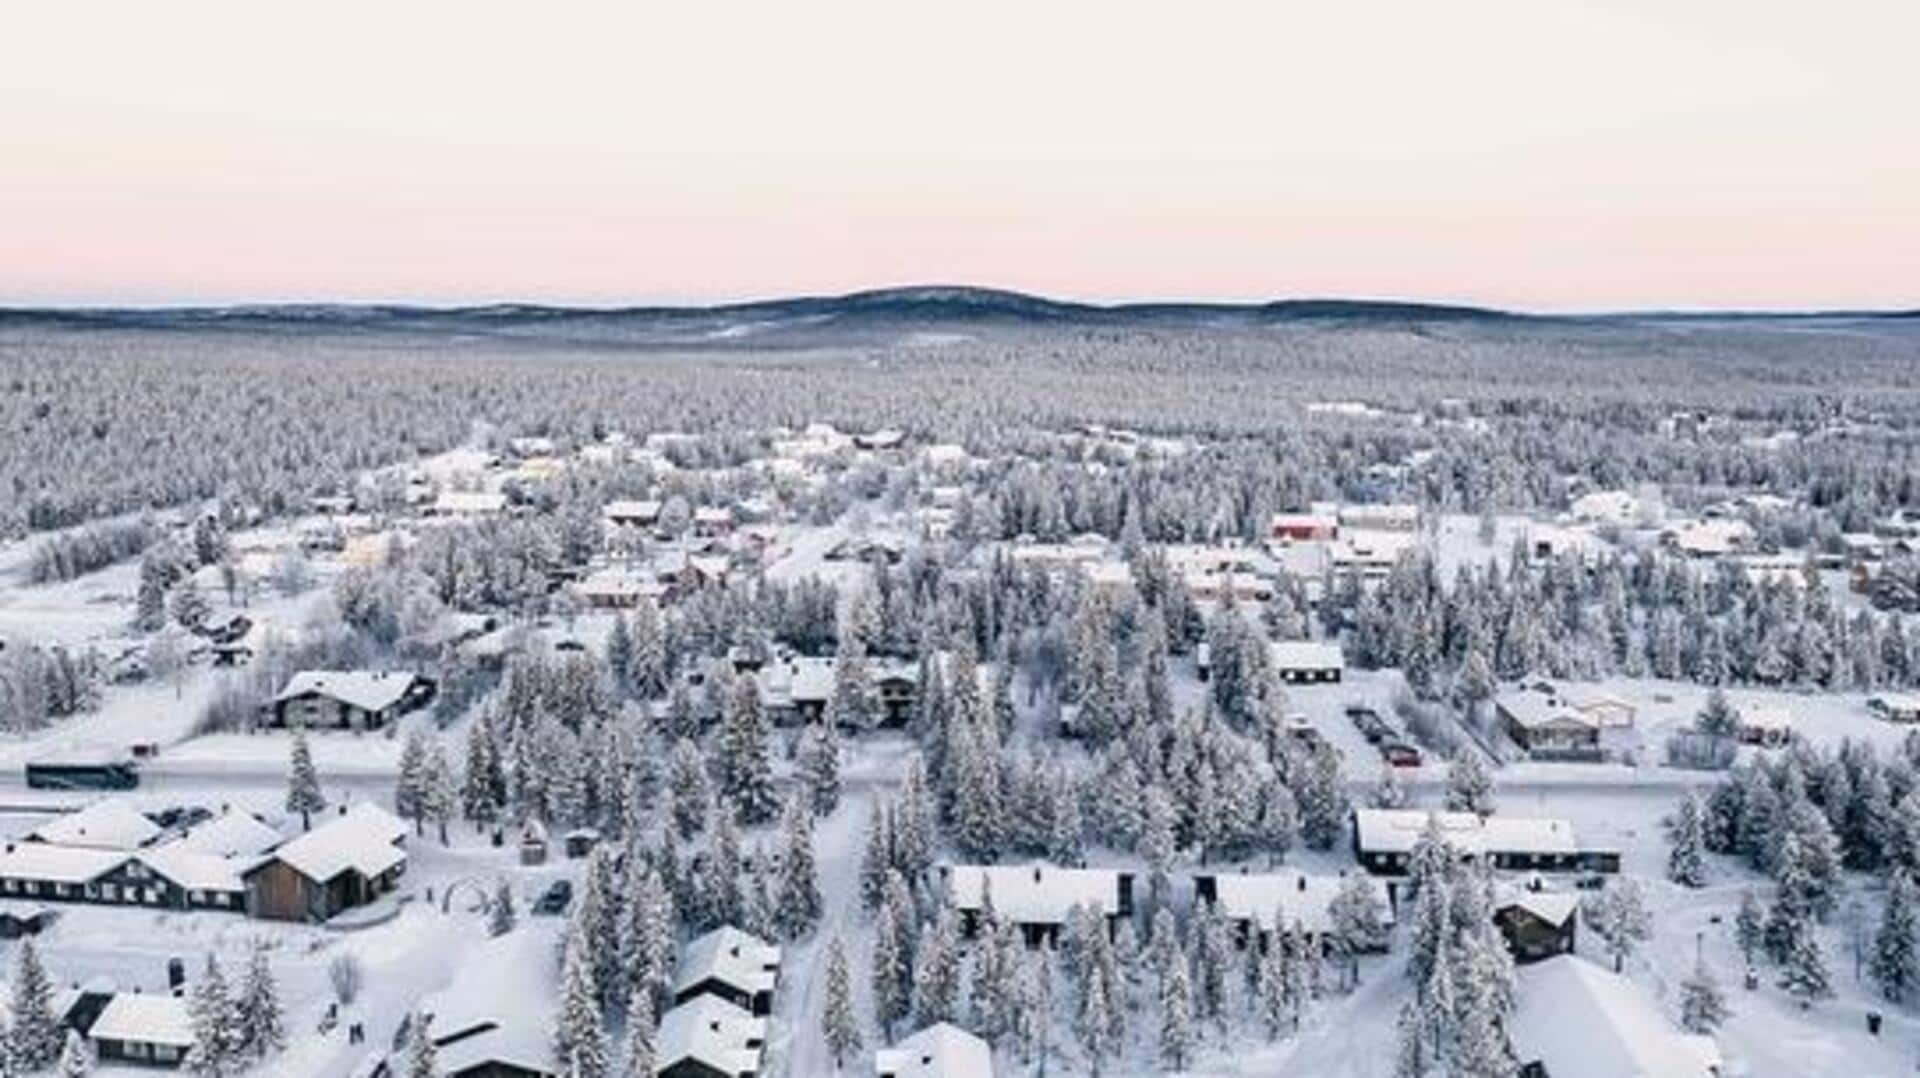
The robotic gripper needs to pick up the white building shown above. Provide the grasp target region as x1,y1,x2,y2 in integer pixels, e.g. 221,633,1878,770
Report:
874,1023,994,1078
1511,955,1721,1077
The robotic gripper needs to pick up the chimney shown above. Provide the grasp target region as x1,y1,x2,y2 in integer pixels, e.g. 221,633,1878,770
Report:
1297,876,1307,892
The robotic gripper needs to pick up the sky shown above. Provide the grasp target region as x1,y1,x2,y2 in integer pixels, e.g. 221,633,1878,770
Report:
3,1,1916,311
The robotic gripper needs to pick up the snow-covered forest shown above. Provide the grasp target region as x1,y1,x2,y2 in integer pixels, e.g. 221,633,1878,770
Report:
3,303,1920,1077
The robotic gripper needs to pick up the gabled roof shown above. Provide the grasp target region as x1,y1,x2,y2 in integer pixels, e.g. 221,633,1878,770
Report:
674,925,781,998
946,863,1128,925
27,801,161,850
0,840,134,884
1494,886,1579,928
88,993,193,1048
874,1022,994,1078
424,922,561,1078
1352,810,1582,858
172,809,282,858
1512,955,1721,1078
658,995,766,1077
1203,871,1395,935
274,670,417,714
1269,640,1344,671
250,802,405,885
138,841,251,894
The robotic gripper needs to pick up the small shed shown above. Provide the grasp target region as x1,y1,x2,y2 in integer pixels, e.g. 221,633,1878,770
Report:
563,828,600,860
519,820,550,866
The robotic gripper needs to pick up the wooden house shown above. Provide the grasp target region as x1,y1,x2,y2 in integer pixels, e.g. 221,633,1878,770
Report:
1493,889,1579,963
874,1023,994,1078
87,992,193,1068
266,670,434,731
943,863,1134,947
672,925,782,1016
657,995,766,1078
1269,641,1345,684
242,803,406,922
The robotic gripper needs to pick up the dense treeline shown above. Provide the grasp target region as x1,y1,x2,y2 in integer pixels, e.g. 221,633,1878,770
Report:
6,317,1920,538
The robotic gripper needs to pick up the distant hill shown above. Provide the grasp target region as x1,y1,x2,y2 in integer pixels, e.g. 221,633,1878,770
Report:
1,286,1911,348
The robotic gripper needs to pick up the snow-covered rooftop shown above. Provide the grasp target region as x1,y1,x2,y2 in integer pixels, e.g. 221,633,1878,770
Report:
88,993,193,1048
430,491,508,515
274,670,417,714
657,994,766,1078
1205,871,1394,935
874,1022,994,1078
945,863,1128,924
139,841,250,894
1511,955,1721,1078
673,925,781,998
258,802,405,884
0,842,131,884
1494,886,1580,928
27,800,161,850
1269,640,1344,672
172,809,282,859
424,922,561,1078
1352,809,1582,857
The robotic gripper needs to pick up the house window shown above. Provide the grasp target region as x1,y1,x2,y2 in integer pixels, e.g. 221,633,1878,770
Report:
127,862,147,879
2,879,16,893
189,890,205,904
101,884,118,901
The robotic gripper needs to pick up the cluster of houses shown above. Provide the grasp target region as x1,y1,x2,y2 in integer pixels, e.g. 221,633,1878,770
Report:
0,799,408,925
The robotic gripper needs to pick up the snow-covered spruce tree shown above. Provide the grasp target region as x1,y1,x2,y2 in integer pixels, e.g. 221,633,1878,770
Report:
1445,751,1496,816
59,1028,92,1078
621,859,676,1011
1736,889,1764,966
489,877,517,937
424,737,458,845
284,727,326,830
822,935,862,1069
913,904,962,1025
1679,954,1729,1034
619,988,654,1078
1778,922,1834,1006
1874,871,1919,1003
829,624,876,731
233,940,286,1060
1392,998,1429,1078
798,719,842,816
667,737,711,841
554,921,610,1078
1329,873,1388,990
1585,878,1652,973
1075,954,1113,1077
894,759,936,879
718,676,778,826
630,598,668,700
1020,944,1055,1070
1668,791,1708,887
404,1011,439,1078
1297,742,1350,851
871,896,909,1040
604,613,634,694
183,954,235,1077
1697,687,1738,740
461,711,504,829
859,797,895,910
775,795,821,939
8,938,62,1071
1370,763,1409,810
1159,955,1195,1071
396,729,428,834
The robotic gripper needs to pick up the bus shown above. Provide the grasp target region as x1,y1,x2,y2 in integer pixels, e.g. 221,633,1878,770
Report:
24,755,140,791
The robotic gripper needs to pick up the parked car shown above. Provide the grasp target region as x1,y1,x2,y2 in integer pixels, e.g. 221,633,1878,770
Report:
1380,741,1423,767
533,879,573,916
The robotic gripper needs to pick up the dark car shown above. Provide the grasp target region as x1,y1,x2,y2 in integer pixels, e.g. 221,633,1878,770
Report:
1380,741,1423,767
533,879,573,916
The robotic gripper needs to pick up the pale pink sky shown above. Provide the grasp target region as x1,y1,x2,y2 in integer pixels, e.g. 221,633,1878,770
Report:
4,1,1916,310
